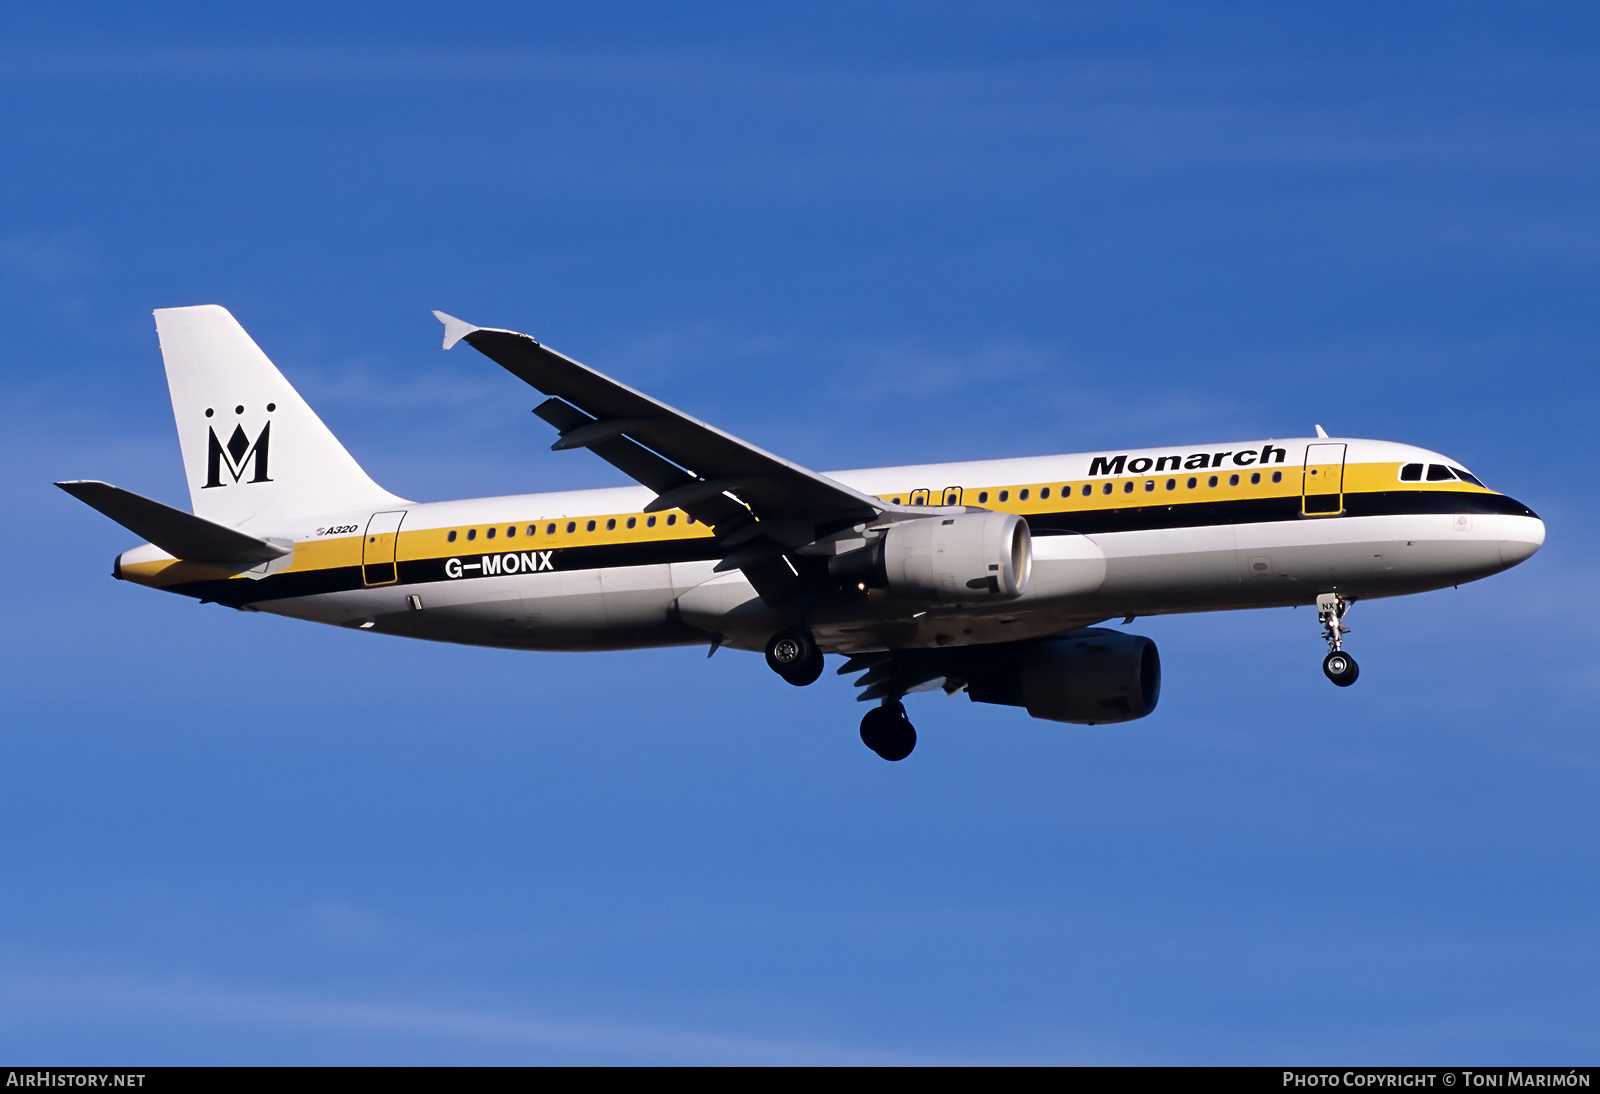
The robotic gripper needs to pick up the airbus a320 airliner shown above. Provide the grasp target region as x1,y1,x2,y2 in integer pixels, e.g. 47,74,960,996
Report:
61,306,1545,760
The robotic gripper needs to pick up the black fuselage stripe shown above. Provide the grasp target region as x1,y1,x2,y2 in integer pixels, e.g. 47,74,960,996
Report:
171,490,1537,606
1028,489,1534,536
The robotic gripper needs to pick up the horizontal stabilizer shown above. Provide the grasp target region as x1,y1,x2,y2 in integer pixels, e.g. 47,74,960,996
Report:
56,481,290,565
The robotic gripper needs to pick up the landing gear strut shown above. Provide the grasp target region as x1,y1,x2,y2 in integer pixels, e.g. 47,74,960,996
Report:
1317,592,1359,687
860,699,916,761
765,627,824,686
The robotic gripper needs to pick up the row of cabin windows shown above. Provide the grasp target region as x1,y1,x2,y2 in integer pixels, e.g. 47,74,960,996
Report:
1399,462,1484,487
433,464,1478,547
437,459,1444,545
961,471,1286,505
445,513,691,543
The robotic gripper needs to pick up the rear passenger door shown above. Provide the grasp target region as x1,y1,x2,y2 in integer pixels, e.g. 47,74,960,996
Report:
1301,444,1347,516
362,510,407,585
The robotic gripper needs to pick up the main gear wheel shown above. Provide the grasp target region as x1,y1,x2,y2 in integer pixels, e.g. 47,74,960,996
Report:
860,700,916,761
765,628,824,686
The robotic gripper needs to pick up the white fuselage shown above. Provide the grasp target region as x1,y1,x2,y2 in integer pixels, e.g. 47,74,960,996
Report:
118,435,1545,657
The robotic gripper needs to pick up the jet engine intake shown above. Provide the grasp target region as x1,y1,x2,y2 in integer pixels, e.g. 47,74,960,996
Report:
856,511,1031,602
962,629,1160,724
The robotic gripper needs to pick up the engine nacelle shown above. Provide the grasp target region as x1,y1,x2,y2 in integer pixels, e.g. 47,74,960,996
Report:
963,629,1161,724
876,511,1032,602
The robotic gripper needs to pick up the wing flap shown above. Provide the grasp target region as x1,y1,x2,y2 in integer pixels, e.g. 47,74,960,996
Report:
530,397,754,531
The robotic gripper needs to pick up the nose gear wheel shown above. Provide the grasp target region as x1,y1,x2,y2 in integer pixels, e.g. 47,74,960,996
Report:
1322,650,1359,686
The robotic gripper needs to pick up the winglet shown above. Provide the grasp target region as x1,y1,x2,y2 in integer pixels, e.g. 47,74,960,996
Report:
432,311,480,351
1314,424,1329,438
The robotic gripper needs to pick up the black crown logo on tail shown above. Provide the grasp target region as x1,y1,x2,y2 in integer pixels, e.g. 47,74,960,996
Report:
204,420,272,488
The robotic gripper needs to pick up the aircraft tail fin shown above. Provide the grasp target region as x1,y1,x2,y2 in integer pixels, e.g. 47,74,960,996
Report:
154,305,404,527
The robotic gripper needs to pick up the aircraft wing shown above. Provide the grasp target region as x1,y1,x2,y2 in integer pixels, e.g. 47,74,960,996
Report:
435,313,904,566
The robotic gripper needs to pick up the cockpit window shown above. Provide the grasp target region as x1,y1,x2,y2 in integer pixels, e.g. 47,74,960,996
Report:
1399,463,1423,482
1451,467,1485,488
1426,464,1456,481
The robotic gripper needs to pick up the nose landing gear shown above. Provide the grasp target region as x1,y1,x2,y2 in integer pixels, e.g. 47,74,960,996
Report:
1317,592,1359,686
860,699,916,761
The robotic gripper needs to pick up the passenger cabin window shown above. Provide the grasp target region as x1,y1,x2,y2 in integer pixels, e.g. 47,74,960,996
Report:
1452,467,1485,487
1272,471,1282,483
1229,474,1239,486
546,523,556,535
606,518,616,530
506,526,516,537
1250,472,1260,485
1144,480,1155,492
466,529,476,541
1019,489,1029,501
1426,464,1456,481
1207,475,1218,487
1102,483,1113,495
977,491,988,503
1400,463,1424,482
1166,479,1176,490
1040,487,1050,500
667,514,677,525
447,530,457,543
566,522,576,533
1082,485,1092,497
647,515,657,527
1123,481,1134,493
627,517,636,529
1187,477,1197,489
586,520,597,531
486,527,495,539
998,490,1009,502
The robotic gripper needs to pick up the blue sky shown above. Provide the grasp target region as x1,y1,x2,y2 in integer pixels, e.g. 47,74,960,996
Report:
1,1,1597,1064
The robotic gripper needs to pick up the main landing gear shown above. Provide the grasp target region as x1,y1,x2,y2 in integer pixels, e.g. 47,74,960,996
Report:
764,629,916,760
1317,591,1359,687
860,699,916,761
765,627,824,686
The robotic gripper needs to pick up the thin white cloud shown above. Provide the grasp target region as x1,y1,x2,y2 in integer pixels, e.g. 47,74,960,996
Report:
0,42,1591,175
0,973,967,1065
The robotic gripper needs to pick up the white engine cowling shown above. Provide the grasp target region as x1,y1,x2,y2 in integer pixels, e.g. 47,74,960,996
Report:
881,511,1032,602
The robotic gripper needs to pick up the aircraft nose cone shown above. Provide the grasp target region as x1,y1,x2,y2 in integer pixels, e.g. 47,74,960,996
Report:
1498,513,1545,567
